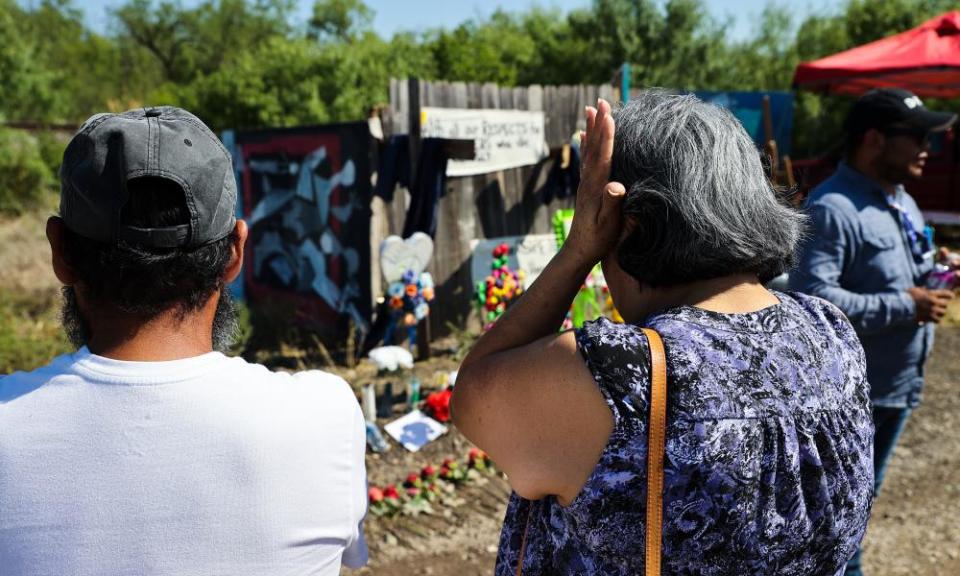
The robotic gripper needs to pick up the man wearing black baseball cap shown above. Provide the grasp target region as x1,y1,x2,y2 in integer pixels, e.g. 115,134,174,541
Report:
0,107,367,575
790,88,956,576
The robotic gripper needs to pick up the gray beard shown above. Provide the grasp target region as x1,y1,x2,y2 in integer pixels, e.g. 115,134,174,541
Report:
60,287,239,353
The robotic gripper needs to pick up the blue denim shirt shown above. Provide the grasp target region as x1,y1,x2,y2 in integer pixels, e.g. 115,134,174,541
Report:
790,163,934,408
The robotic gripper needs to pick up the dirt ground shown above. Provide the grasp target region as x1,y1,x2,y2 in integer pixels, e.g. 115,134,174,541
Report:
348,328,960,576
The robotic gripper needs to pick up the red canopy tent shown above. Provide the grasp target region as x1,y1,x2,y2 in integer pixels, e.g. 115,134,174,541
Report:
793,11,960,98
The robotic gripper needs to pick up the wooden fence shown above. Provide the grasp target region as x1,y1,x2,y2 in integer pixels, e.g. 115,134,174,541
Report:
372,78,617,339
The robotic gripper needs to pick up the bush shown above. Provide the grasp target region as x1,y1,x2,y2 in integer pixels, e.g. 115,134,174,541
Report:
0,128,56,215
34,130,67,177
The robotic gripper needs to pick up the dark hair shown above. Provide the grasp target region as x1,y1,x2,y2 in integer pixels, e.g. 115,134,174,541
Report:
61,177,235,317
612,92,806,288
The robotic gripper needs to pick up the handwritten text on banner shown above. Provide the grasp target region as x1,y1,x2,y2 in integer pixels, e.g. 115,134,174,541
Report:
420,107,548,176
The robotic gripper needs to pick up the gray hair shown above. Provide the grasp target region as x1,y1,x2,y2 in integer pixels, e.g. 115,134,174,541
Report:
611,91,805,287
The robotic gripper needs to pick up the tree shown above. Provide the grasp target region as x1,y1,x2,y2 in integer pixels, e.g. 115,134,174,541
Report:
308,0,372,42
0,1,63,122
113,0,293,84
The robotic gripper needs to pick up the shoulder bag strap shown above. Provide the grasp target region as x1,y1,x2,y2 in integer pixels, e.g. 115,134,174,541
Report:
641,327,667,576
515,499,534,576
515,328,668,576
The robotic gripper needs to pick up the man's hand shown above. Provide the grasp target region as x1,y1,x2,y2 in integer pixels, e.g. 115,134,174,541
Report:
563,99,625,267
938,247,960,270
906,286,954,323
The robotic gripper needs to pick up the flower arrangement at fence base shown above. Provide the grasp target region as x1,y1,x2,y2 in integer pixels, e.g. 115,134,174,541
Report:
384,269,435,349
379,232,435,350
367,449,495,518
475,243,524,331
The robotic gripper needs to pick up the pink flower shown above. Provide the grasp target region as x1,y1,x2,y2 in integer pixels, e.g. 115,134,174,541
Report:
368,487,384,503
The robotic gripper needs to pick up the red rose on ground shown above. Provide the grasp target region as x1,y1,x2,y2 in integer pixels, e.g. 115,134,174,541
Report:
421,464,437,479
468,447,482,461
406,473,419,486
424,388,453,422
384,484,399,499
368,486,384,503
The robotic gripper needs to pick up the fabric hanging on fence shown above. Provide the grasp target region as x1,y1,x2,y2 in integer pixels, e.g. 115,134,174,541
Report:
402,138,449,238
374,135,411,203
540,144,580,205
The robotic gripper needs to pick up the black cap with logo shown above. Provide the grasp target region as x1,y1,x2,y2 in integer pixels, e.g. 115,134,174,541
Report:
59,106,237,248
845,88,957,136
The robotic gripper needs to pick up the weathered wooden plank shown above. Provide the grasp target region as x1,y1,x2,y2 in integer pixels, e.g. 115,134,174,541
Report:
451,82,469,109
384,78,618,338
481,83,500,109
527,84,544,111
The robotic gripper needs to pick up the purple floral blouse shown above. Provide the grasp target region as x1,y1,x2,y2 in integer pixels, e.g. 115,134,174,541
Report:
495,291,873,576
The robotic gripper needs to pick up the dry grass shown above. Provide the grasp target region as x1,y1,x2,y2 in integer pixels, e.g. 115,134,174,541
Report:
0,193,70,373
942,297,960,327
0,191,60,298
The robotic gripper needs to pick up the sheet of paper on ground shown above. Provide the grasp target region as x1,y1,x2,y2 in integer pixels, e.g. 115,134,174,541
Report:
384,410,448,452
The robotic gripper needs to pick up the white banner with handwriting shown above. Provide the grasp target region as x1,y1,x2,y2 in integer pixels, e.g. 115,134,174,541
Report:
420,107,548,176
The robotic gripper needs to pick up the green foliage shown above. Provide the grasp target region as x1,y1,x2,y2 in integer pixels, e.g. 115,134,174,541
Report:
35,131,68,178
181,37,330,130
0,1,63,122
309,0,372,42
1,0,959,158
427,11,538,86
0,129,56,215
111,0,294,84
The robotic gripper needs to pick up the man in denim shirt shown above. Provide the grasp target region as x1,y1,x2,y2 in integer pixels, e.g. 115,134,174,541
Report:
790,88,955,576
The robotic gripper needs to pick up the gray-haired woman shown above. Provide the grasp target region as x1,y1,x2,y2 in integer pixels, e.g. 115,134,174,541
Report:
453,93,873,575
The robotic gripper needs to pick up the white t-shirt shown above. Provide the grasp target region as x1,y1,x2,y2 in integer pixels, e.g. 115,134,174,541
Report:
0,348,368,576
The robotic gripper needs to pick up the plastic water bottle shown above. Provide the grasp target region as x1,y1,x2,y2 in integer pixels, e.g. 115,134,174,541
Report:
408,377,421,410
365,421,389,453
362,383,376,422
926,263,958,290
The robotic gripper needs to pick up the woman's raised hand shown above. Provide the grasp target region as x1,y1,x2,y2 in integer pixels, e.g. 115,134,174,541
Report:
564,98,625,266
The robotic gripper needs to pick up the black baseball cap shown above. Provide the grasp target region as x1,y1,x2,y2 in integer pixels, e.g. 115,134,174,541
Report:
59,106,237,248
845,88,956,135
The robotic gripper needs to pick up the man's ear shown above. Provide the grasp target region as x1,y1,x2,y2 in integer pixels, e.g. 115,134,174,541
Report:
46,216,80,285
223,219,247,284
862,128,886,152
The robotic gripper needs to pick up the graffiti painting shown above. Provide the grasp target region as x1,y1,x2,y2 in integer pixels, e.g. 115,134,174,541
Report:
231,123,372,333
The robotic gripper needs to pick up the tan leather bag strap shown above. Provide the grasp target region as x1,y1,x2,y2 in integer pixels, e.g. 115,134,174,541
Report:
515,328,667,576
515,500,534,576
641,327,667,576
